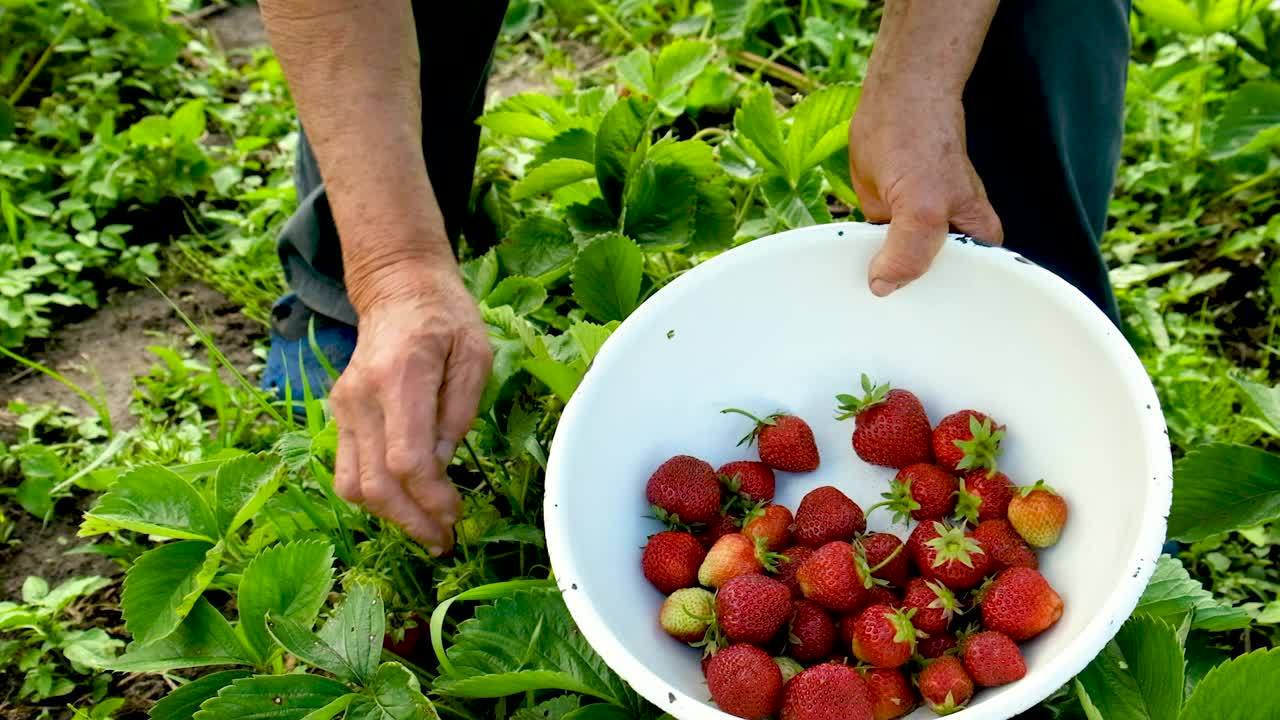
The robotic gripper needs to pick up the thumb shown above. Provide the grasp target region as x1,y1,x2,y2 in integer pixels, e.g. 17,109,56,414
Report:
867,206,949,297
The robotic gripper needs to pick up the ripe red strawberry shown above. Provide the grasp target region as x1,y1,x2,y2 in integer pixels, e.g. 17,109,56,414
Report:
718,461,776,506
705,644,784,719
797,541,870,613
641,531,705,594
835,375,934,469
772,546,815,599
954,470,1015,525
659,588,715,643
646,455,721,527
961,630,1027,687
743,504,793,551
917,631,958,659
981,567,1064,641
908,521,992,591
932,410,1004,475
723,409,820,473
1007,479,1069,548
869,463,958,525
781,663,873,720
786,599,836,663
850,604,924,669
860,532,910,588
917,656,974,715
793,486,866,547
699,533,777,588
696,513,741,549
971,519,1038,572
717,574,793,645
901,578,962,634
849,584,901,619
859,668,917,720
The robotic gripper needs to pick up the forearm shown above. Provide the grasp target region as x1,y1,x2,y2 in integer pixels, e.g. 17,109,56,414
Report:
259,0,452,313
864,0,1000,102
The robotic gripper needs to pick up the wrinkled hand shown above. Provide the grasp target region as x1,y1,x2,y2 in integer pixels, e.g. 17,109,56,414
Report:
848,92,1003,297
329,264,492,554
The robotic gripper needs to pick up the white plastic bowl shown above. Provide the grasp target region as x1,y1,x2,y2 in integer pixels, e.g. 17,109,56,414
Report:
544,221,1172,720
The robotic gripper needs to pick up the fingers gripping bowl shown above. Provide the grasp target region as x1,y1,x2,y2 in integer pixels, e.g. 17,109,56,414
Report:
544,222,1172,719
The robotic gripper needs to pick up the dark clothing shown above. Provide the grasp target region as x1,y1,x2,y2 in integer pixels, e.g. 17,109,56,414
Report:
275,0,1127,329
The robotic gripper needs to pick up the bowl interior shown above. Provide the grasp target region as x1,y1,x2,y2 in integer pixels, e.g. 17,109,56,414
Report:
545,222,1170,720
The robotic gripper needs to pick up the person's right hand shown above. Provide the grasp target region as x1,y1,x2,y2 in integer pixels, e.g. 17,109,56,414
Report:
848,86,1004,297
329,262,493,555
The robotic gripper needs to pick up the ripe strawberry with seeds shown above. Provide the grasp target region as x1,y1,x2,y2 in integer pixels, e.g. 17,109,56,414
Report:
1008,479,1069,548
659,588,715,643
971,519,1038,572
981,566,1064,641
793,486,866,547
962,630,1027,687
742,504,793,551
699,533,781,588
717,460,777,507
917,655,974,715
860,532,910,588
646,455,722,527
917,631,958,659
797,541,871,613
954,470,1016,525
772,545,815,599
786,599,836,664
850,604,926,669
722,408,820,472
849,584,901,619
901,577,963,634
696,513,741,549
933,410,1004,475
705,644,784,719
909,520,992,591
860,668,917,720
868,463,959,525
834,374,934,469
716,573,793,645
641,531,705,594
781,663,874,720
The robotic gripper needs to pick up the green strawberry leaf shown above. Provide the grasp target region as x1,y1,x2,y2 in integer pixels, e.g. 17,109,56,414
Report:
213,453,281,536
1209,81,1280,158
623,160,697,249
461,250,500,300
1180,647,1280,720
532,128,598,169
652,39,715,116
316,582,384,685
192,674,352,720
512,159,597,201
110,597,252,672
784,82,859,181
733,87,786,176
1074,615,1184,720
712,0,765,40
1232,375,1280,437
616,48,655,97
1134,556,1251,631
121,539,223,646
478,112,557,141
485,277,548,316
761,168,832,229
570,233,644,323
433,587,642,713
511,695,582,720
147,670,253,720
595,97,654,216
80,465,220,542
237,541,337,664
1168,442,1280,542
497,216,578,285
346,663,440,720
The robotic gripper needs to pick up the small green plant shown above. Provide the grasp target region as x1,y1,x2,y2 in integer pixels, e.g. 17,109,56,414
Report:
0,575,123,703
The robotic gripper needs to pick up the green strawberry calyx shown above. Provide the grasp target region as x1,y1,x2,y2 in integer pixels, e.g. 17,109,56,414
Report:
889,607,928,648
928,690,967,716
952,479,982,526
925,522,985,569
721,407,783,447
865,478,921,526
925,579,964,620
650,505,705,533
1016,478,1060,498
834,373,892,420
953,415,1005,476
753,535,787,573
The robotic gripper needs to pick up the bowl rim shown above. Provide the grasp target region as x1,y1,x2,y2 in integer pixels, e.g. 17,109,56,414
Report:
544,221,1173,720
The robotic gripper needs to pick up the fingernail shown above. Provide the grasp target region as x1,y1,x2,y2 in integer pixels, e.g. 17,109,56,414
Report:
435,440,456,463
870,278,899,297
429,545,444,556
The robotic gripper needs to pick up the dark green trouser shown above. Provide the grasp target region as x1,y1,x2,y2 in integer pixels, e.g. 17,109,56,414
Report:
276,0,1127,328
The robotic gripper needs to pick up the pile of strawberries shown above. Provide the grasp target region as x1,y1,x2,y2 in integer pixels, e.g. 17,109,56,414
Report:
640,376,1069,719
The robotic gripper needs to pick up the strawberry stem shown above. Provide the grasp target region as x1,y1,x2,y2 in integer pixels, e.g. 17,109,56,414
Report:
868,542,905,574
721,407,776,447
